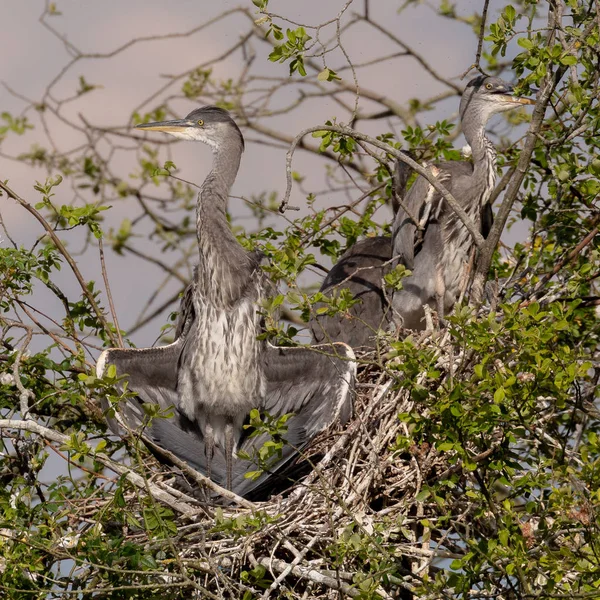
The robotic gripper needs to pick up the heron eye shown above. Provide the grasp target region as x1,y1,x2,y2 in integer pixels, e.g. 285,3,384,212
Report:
197,119,204,126
485,83,493,90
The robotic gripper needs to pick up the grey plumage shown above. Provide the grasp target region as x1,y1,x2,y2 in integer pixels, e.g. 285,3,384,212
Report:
391,76,533,329
97,106,355,497
310,157,413,350
310,236,395,349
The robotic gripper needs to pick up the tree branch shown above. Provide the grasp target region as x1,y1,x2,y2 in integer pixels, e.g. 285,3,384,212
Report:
0,181,119,347
280,124,485,249
0,418,198,516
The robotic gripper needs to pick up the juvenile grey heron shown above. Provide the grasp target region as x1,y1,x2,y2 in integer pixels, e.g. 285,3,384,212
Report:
391,75,534,329
311,76,533,343
310,157,412,350
97,106,355,497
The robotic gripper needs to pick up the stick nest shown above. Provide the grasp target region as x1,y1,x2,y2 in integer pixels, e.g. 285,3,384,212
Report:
101,334,461,599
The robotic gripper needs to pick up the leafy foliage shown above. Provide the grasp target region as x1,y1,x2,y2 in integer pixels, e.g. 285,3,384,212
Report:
0,1,598,598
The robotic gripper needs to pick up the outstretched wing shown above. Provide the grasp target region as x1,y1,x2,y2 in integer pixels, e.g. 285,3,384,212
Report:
95,284,220,487
261,342,355,440
227,342,356,497
97,282,194,434
96,340,186,435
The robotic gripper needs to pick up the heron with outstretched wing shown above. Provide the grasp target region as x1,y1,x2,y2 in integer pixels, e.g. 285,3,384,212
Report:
97,107,355,497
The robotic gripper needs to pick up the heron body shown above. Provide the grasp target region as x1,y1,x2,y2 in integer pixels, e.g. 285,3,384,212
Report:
310,157,413,350
391,76,533,329
173,117,264,478
98,106,355,496
310,236,393,349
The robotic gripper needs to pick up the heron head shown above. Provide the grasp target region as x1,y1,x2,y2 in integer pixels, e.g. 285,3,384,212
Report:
135,106,244,151
459,76,534,124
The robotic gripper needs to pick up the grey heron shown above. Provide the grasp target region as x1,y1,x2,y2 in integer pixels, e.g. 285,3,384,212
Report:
97,106,355,497
391,75,534,329
310,156,412,349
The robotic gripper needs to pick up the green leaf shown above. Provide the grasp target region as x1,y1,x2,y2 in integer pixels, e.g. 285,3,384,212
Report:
560,54,577,65
437,441,455,452
415,489,430,502
317,68,330,81
494,387,506,403
517,37,534,49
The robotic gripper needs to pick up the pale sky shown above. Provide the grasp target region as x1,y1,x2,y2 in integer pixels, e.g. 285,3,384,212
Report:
1,0,527,349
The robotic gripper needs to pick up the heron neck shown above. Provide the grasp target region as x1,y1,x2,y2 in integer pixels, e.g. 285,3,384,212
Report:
196,140,242,248
462,118,497,199
195,138,252,303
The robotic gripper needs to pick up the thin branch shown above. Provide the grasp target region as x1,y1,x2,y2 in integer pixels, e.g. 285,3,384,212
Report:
460,0,491,79
528,219,600,301
99,238,123,348
0,418,198,515
0,181,119,347
280,124,485,249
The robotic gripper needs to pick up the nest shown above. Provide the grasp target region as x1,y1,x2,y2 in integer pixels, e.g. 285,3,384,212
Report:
92,332,463,599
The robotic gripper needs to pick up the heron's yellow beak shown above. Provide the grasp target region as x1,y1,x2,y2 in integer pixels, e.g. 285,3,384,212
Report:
497,94,535,105
135,119,191,132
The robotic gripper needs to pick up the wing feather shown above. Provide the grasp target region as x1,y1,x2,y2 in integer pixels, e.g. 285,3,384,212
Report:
392,164,455,269
227,342,356,497
310,237,393,348
262,342,355,437
96,341,184,434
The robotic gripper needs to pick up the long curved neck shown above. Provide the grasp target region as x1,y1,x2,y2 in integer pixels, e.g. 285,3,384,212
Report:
197,138,242,248
462,114,497,205
196,137,255,304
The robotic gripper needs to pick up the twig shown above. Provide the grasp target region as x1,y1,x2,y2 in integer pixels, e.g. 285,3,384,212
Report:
280,124,485,250
257,556,360,598
527,219,600,302
99,238,123,348
460,0,491,79
261,534,320,599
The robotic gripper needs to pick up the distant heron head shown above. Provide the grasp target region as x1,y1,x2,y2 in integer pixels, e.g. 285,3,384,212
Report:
135,105,244,151
460,76,534,124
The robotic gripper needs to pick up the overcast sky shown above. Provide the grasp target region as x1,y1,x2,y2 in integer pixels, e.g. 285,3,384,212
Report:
1,0,527,349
